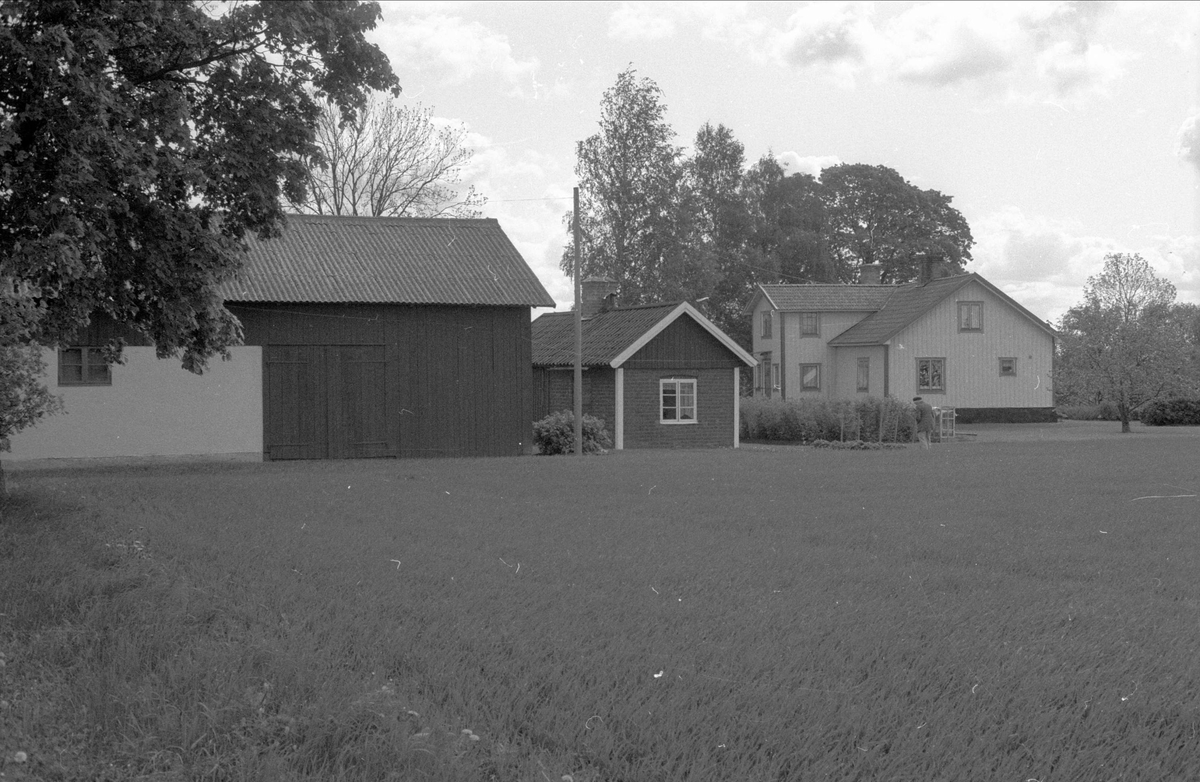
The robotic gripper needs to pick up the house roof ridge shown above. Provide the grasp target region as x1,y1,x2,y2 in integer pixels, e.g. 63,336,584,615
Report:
282,213,498,226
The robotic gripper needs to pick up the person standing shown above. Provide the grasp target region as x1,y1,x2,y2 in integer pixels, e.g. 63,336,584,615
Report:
913,396,935,449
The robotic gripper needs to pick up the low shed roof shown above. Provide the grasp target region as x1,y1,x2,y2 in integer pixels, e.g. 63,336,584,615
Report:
226,215,555,307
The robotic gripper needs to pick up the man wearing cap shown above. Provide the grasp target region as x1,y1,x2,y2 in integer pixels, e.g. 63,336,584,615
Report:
913,396,935,450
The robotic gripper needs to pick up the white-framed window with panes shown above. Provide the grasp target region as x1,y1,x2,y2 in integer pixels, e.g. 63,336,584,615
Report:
660,378,697,424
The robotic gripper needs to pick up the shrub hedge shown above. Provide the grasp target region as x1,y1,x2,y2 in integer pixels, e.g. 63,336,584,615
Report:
1141,397,1200,426
533,410,613,454
741,396,916,444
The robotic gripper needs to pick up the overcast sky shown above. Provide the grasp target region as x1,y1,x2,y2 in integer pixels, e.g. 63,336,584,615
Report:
367,1,1200,323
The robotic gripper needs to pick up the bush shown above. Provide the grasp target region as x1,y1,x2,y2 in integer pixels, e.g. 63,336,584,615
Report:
741,396,916,444
1056,403,1133,421
532,410,613,455
1141,397,1200,426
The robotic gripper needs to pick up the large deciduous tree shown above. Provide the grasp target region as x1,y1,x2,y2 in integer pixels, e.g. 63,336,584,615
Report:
821,163,973,283
1057,253,1193,432
293,94,485,218
0,0,398,374
562,68,692,305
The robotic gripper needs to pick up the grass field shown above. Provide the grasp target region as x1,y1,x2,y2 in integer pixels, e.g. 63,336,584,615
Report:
3,428,1200,781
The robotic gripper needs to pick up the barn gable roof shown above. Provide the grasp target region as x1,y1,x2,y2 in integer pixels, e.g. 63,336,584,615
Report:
532,302,756,369
225,215,555,307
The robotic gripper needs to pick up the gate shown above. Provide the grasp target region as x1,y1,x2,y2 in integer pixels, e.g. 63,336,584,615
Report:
264,345,392,460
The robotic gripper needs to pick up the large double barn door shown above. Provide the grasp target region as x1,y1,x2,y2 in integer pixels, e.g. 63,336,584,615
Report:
264,345,392,460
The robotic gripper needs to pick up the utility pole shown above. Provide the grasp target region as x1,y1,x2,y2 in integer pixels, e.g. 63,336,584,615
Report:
573,187,583,456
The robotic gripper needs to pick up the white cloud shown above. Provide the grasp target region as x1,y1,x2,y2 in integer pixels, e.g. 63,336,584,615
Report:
449,128,573,309
778,152,841,178
970,207,1200,323
1034,41,1128,99
767,2,877,80
609,3,676,41
375,13,538,95
741,2,1135,100
1176,113,1200,173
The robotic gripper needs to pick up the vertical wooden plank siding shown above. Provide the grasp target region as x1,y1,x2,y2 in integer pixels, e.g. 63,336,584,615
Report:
887,280,1055,408
232,303,534,459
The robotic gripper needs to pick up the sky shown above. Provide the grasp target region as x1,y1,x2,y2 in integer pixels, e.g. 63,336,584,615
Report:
365,1,1200,324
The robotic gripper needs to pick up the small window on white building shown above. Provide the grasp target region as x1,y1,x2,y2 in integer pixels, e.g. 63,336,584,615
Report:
917,358,945,393
800,363,821,391
958,302,983,331
761,310,773,339
856,357,869,392
999,357,1017,377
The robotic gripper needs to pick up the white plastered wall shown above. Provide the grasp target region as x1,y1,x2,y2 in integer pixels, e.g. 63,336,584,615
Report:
6,346,263,461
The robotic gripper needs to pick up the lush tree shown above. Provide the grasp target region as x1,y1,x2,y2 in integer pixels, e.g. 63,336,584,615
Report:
293,94,485,218
0,279,62,495
1057,253,1193,432
0,0,398,372
563,68,692,305
820,163,973,283
682,123,750,337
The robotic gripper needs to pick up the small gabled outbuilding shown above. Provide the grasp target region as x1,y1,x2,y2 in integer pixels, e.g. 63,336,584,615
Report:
532,279,757,449
8,215,555,462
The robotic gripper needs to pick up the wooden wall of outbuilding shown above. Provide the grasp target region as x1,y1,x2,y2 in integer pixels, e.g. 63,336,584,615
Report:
228,303,534,459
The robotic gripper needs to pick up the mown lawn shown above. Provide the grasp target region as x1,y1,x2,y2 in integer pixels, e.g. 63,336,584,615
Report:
2,434,1200,781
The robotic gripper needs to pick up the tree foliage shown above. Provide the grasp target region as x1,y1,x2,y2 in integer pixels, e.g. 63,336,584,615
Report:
564,71,974,350
0,0,398,371
293,94,485,218
821,163,973,283
1056,253,1195,432
563,67,691,305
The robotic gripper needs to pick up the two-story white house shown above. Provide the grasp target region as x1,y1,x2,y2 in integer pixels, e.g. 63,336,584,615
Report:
747,260,1058,423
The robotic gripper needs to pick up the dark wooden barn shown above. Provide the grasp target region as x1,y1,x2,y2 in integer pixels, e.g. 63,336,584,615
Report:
531,280,756,450
232,215,555,459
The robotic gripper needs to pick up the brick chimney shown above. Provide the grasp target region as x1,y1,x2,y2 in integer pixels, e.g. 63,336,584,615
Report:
917,254,953,286
859,263,883,285
580,276,619,318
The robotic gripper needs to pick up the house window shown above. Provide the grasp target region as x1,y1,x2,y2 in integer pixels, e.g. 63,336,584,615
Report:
917,358,945,393
58,347,111,386
660,378,697,423
999,357,1017,377
856,357,869,392
800,363,821,391
958,301,983,331
757,352,772,392
761,310,773,339
772,363,780,390
800,312,820,337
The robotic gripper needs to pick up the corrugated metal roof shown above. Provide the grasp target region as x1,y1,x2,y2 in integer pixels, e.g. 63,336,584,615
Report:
758,284,895,312
223,215,555,307
531,303,682,366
